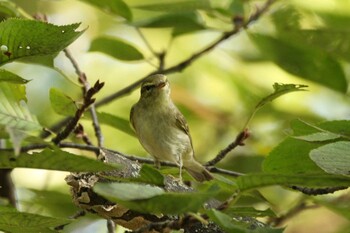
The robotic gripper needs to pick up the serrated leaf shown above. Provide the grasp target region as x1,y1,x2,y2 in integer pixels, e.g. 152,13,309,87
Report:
94,182,219,214
250,33,347,93
89,37,144,61
0,148,118,172
134,13,206,37
0,69,29,84
49,88,77,116
245,83,307,128
79,0,132,21
263,137,325,175
310,141,350,176
0,82,41,132
133,0,211,12
256,83,308,109
0,18,84,65
96,112,135,136
236,173,350,192
290,119,350,141
0,208,71,233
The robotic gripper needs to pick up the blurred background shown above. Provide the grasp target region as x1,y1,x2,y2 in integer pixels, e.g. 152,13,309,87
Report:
3,0,350,232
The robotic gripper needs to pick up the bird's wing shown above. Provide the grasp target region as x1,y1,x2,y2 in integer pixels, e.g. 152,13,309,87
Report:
174,109,194,148
129,105,136,132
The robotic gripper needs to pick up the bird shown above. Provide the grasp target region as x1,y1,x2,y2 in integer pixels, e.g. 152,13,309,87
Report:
130,74,213,182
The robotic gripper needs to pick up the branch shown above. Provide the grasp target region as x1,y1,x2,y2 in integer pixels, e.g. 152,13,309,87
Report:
63,49,104,147
51,80,104,145
205,129,250,166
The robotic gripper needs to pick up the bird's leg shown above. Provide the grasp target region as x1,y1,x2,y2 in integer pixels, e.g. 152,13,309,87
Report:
178,155,183,182
154,159,161,169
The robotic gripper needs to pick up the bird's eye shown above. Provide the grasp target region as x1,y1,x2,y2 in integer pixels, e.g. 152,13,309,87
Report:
142,85,154,93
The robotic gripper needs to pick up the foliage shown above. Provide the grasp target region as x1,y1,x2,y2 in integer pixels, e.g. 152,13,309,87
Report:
0,0,350,232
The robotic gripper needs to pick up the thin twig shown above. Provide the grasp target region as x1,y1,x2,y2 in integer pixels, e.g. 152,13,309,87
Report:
63,49,104,147
268,202,319,227
51,80,104,145
205,129,250,166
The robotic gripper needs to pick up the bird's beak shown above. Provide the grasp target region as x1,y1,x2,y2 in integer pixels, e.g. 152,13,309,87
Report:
156,81,166,89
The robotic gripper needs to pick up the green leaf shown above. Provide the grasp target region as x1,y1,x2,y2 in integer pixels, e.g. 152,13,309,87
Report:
94,182,219,214
0,82,41,132
96,112,135,136
134,13,206,37
250,33,347,93
290,119,350,141
0,208,72,233
134,164,164,186
310,141,350,176
49,88,77,116
206,209,246,233
0,18,84,65
89,37,144,61
263,137,325,175
0,148,118,172
224,207,276,218
256,83,307,109
94,182,165,201
79,0,132,21
19,188,80,218
133,0,211,12
236,173,350,192
0,69,30,84
0,0,32,19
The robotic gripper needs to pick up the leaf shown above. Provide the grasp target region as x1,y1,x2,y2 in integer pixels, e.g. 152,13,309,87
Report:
263,137,325,175
0,0,32,19
19,188,80,218
134,164,164,186
236,173,350,192
206,209,246,233
94,182,219,214
0,69,30,84
96,112,135,136
49,88,77,116
89,37,144,61
250,33,347,93
224,207,276,218
290,119,350,142
133,0,211,12
310,141,350,176
0,148,118,172
79,0,132,21
0,82,41,132
0,18,84,65
94,182,165,201
134,12,206,37
256,83,308,109
0,207,72,233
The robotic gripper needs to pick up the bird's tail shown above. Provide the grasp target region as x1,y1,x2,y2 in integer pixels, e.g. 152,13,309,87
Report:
184,160,213,182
